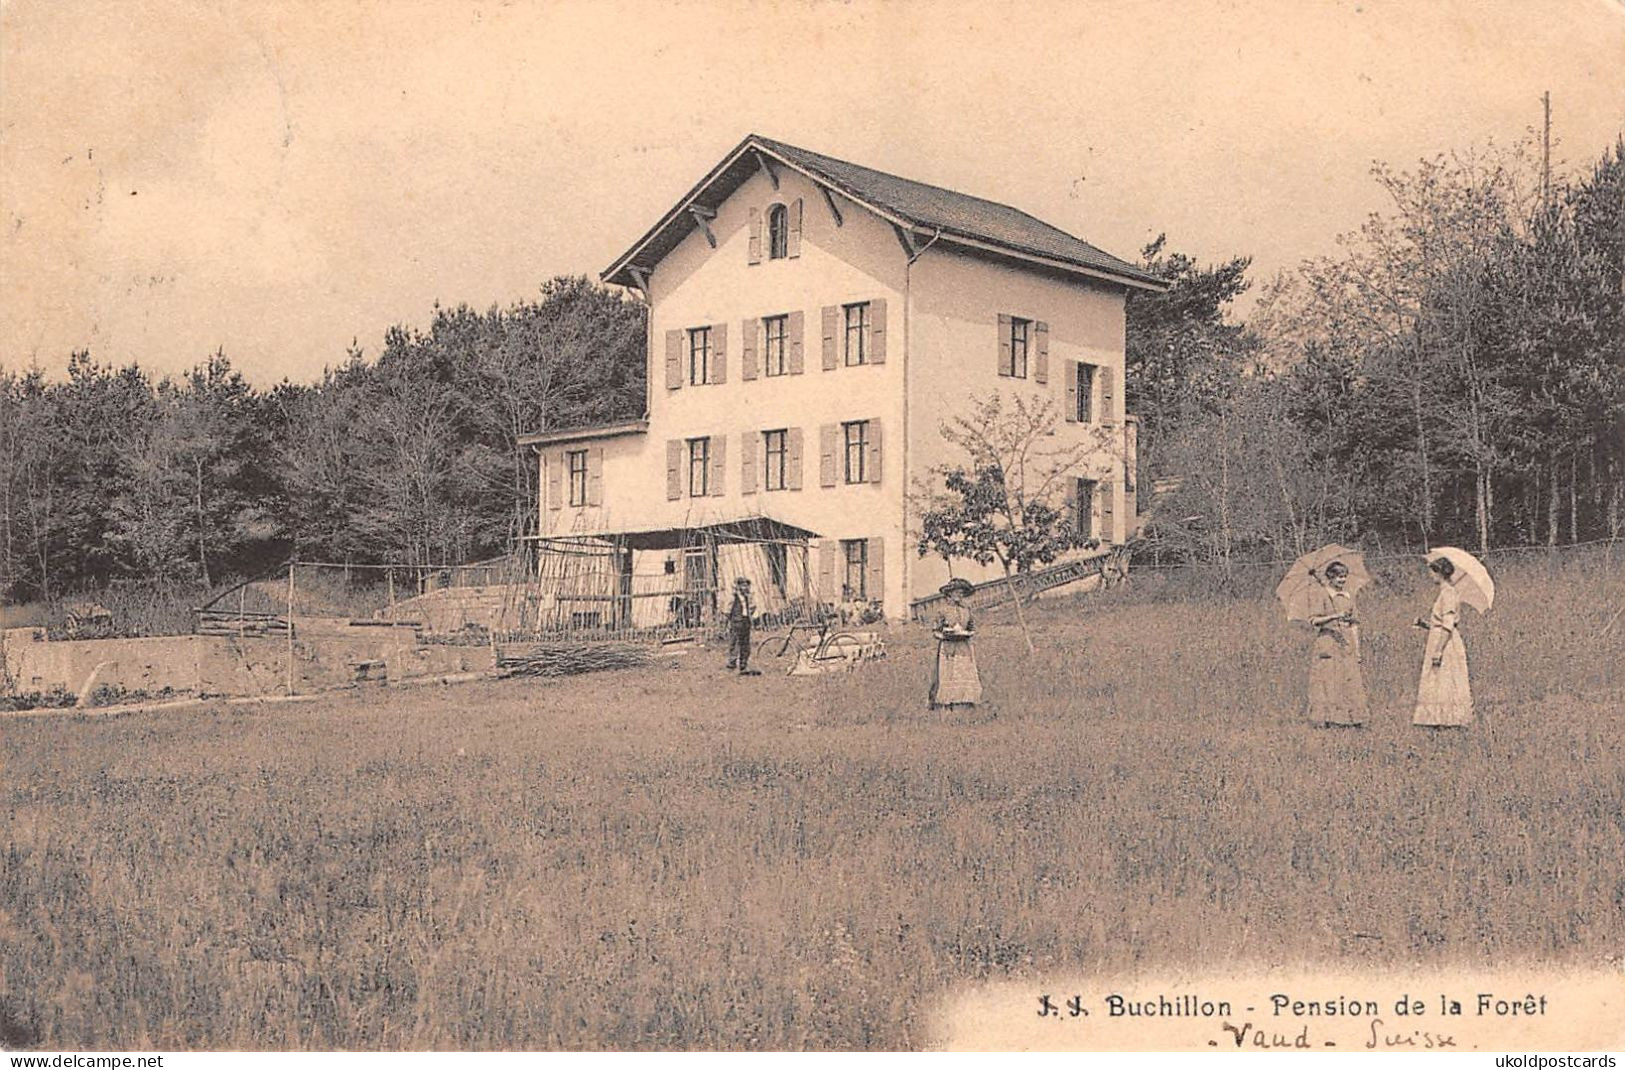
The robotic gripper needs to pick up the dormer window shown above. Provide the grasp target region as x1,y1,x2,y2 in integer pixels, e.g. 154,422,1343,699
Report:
767,204,789,260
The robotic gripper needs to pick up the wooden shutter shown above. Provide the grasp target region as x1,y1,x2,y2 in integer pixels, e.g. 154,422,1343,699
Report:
748,207,762,265
1123,421,1138,490
741,319,758,381
547,453,563,510
817,541,837,603
709,434,726,496
665,329,682,390
788,198,803,258
1089,480,1102,538
665,440,682,500
1100,480,1116,542
1122,422,1138,534
740,431,758,495
819,423,838,487
787,427,804,490
711,322,728,384
1064,360,1078,423
587,446,604,506
788,310,805,374
997,313,1012,376
869,299,887,364
1064,477,1079,533
866,419,883,484
821,306,838,370
1099,366,1115,425
1034,321,1049,384
865,537,884,605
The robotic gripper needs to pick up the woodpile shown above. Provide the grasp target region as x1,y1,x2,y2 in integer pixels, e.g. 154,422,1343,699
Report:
495,642,649,678
194,609,294,637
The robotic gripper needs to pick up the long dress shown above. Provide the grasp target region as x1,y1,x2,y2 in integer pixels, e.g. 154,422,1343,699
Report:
1306,586,1367,726
929,603,982,708
1414,582,1473,726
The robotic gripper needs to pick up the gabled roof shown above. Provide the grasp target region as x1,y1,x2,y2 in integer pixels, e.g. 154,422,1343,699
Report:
602,134,1167,292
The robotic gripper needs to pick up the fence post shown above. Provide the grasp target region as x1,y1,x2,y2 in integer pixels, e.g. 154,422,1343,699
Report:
387,568,400,681
285,562,295,697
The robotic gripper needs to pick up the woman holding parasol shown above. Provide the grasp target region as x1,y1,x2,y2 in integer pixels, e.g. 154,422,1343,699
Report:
1412,547,1492,728
1276,545,1370,728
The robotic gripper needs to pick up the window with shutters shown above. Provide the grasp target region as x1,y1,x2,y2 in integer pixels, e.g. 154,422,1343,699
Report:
841,539,869,600
688,327,711,386
1077,362,1096,423
842,420,869,484
566,449,588,507
1075,478,1097,538
763,315,788,376
687,437,710,497
844,302,869,366
763,429,789,491
1008,317,1030,379
767,204,789,260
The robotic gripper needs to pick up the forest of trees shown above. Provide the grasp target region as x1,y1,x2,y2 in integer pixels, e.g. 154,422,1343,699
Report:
1,137,1620,603
1126,136,1624,564
0,276,645,601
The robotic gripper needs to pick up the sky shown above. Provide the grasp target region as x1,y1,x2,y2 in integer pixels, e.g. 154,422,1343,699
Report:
4,0,1623,386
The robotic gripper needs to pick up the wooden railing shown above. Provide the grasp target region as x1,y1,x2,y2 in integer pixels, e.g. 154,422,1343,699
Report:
908,547,1125,621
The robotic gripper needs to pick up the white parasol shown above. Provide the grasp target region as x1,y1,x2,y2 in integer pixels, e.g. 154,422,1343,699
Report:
1425,546,1495,613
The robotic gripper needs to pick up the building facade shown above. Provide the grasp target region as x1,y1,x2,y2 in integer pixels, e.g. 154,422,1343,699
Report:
521,135,1164,624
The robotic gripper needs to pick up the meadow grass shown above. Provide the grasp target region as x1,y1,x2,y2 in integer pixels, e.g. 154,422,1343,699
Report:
2,547,1621,1049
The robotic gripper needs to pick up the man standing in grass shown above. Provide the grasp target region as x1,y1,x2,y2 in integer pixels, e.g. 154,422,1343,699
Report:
724,577,759,676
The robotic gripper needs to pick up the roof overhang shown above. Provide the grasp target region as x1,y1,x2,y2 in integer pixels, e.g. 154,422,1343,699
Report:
602,135,1168,294
602,134,764,291
518,419,649,448
526,515,819,553
922,229,1170,293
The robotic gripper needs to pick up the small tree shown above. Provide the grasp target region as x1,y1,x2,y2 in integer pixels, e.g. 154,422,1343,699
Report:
915,393,1108,653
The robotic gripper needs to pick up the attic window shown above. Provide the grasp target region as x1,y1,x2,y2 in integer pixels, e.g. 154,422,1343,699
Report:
768,204,789,260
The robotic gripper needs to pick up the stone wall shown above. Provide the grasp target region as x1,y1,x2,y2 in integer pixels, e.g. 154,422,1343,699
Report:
2,627,494,700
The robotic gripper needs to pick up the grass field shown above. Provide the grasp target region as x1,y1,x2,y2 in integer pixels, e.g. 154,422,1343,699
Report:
3,547,1622,1050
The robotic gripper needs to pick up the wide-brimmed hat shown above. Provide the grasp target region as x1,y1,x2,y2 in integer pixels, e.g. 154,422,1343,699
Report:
939,578,975,597
734,576,752,587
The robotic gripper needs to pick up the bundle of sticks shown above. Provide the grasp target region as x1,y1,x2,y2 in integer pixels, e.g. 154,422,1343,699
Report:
495,642,650,678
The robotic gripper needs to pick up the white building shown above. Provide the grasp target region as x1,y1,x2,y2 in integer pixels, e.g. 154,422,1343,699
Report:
520,135,1164,626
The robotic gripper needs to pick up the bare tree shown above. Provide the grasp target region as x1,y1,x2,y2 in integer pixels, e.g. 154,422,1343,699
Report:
915,393,1114,653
